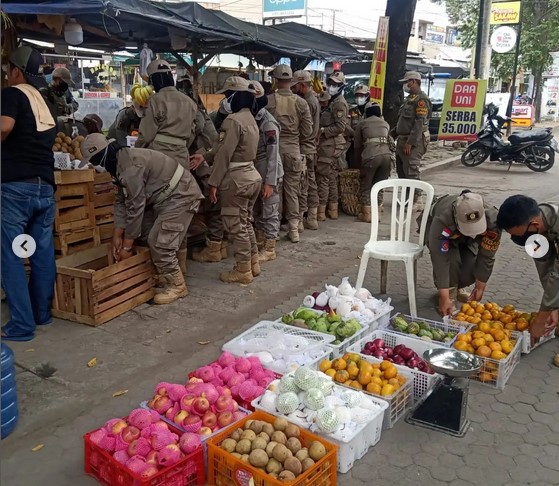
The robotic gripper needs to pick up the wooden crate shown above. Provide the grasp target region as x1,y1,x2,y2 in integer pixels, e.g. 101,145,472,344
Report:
54,170,96,233
99,223,114,244
54,227,101,257
93,172,116,226
52,245,156,326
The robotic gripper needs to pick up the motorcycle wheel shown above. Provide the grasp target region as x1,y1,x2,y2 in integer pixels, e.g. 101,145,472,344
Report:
461,142,491,167
523,146,555,172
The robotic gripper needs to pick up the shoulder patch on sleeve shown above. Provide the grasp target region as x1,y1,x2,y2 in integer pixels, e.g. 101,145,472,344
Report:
480,233,500,252
337,110,344,118
218,131,226,142
417,100,426,108
440,240,450,253
265,130,277,145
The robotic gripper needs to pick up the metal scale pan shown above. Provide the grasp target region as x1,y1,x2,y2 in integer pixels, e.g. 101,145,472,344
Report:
406,348,483,437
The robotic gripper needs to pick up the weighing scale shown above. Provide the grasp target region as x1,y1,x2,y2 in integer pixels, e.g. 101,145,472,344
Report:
406,348,483,437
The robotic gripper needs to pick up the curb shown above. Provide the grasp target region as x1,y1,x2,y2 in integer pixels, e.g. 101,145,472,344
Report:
421,155,461,174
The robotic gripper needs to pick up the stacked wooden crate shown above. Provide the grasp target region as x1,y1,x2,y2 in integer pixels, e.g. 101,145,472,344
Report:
92,171,116,245
54,170,100,257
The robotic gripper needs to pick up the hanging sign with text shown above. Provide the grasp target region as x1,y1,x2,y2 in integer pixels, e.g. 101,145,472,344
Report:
368,16,389,106
490,1,521,25
438,79,488,141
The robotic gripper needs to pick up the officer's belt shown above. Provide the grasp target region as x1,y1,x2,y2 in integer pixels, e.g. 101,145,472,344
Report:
154,133,186,146
364,137,388,144
155,164,185,204
229,161,253,169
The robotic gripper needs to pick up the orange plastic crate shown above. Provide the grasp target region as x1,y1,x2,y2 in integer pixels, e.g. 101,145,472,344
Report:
84,417,205,486
207,411,337,486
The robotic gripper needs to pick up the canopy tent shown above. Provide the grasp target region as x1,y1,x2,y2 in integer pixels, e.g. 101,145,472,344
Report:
2,0,361,68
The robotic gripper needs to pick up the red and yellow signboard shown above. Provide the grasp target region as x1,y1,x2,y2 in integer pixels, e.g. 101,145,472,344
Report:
490,1,521,25
369,16,389,106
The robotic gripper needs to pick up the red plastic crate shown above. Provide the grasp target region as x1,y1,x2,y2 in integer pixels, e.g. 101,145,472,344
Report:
84,418,205,486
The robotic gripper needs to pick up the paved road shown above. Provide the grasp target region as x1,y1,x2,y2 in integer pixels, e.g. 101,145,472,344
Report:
2,153,558,485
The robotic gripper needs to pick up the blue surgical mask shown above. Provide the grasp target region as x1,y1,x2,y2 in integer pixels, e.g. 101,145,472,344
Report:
45,74,53,84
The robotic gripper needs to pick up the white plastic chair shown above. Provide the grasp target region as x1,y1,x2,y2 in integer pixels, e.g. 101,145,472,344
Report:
355,179,435,317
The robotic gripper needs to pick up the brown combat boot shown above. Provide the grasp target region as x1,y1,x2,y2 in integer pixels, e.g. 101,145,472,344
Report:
317,205,326,222
287,220,299,243
192,240,222,263
220,261,253,284
155,273,173,289
154,271,188,305
298,213,305,233
259,239,277,262
255,229,266,251
304,207,319,230
358,206,372,223
251,254,261,277
220,240,228,259
327,202,338,220
177,249,187,274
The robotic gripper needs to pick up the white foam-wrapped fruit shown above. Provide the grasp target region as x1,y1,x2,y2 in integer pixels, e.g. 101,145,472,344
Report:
279,375,300,393
316,408,341,433
293,367,318,391
277,392,300,415
303,388,325,411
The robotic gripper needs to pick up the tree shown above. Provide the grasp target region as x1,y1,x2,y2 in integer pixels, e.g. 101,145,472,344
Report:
383,0,419,128
439,0,559,121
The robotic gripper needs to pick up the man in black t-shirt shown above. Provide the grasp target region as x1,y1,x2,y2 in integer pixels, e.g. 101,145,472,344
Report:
1,46,57,341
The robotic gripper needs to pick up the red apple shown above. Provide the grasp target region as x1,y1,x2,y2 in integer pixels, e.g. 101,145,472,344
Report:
173,410,189,425
146,450,159,465
121,426,140,443
199,426,212,436
140,465,159,479
180,394,196,412
215,396,233,413
192,397,210,416
217,411,233,428
202,411,217,429
111,420,128,435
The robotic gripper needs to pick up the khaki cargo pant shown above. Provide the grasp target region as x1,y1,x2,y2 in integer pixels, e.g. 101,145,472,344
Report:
254,185,281,240
281,153,305,222
436,243,477,290
395,134,428,180
316,144,343,205
220,169,261,265
199,177,224,242
141,180,198,275
359,154,393,206
299,153,319,214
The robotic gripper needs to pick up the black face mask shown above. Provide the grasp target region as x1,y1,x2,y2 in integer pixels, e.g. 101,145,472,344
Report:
511,230,538,247
54,80,69,95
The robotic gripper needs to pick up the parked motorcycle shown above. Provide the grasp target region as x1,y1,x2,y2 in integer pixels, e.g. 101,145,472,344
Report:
461,103,558,172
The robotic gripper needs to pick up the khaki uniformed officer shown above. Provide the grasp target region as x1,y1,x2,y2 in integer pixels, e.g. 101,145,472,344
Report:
206,77,262,284
353,102,393,223
497,196,559,341
393,71,431,184
424,192,501,317
266,64,313,243
251,81,283,263
317,71,349,221
135,60,198,168
291,70,320,231
80,134,203,305
107,104,143,147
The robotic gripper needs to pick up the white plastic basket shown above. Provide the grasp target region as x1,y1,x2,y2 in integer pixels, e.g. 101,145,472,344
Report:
325,322,370,359
521,331,555,354
126,135,138,147
347,330,444,401
252,385,388,473
470,330,523,389
53,151,72,169
383,313,472,347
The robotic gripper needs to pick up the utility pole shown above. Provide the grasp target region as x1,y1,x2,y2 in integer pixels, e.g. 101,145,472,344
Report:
506,0,525,134
473,0,492,79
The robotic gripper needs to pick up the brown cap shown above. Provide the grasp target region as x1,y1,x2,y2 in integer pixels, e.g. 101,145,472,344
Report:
318,91,331,103
398,71,422,83
250,80,265,98
364,101,381,111
146,59,172,76
290,70,312,86
269,64,293,80
328,71,346,85
80,133,115,165
216,76,252,94
52,67,75,87
455,192,487,237
354,84,369,95
83,113,103,133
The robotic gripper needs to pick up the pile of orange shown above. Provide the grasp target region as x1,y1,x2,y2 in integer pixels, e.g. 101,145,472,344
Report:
319,353,406,397
453,320,517,360
454,301,534,332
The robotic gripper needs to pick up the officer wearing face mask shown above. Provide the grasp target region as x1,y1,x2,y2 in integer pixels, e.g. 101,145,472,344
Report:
318,91,331,111
80,133,203,305
291,70,320,231
41,67,79,117
392,71,431,188
316,71,349,221
423,191,501,317
497,195,559,341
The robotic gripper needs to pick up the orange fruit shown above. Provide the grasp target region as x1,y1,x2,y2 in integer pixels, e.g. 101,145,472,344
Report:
348,380,363,390
383,365,398,380
455,315,467,322
454,341,469,352
366,382,382,394
471,317,482,325
467,345,475,354
396,375,407,385
501,314,512,325
493,330,506,341
461,303,472,313
475,304,485,314
380,360,392,371
483,333,494,343
466,308,475,316
347,363,359,379
503,304,515,313
380,384,396,397
334,370,350,383
479,371,493,383
516,320,529,332
357,371,372,386
332,358,347,370
491,350,507,360
319,360,332,372
489,342,502,352
505,322,517,330
358,361,373,373
471,338,486,349
456,334,471,343
484,303,494,310
372,368,382,378
479,322,491,333
476,345,492,357
324,368,336,378
473,331,486,340
501,340,514,354
371,376,383,386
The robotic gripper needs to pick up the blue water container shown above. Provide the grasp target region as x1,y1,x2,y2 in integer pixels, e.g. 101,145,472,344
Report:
1,342,19,439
